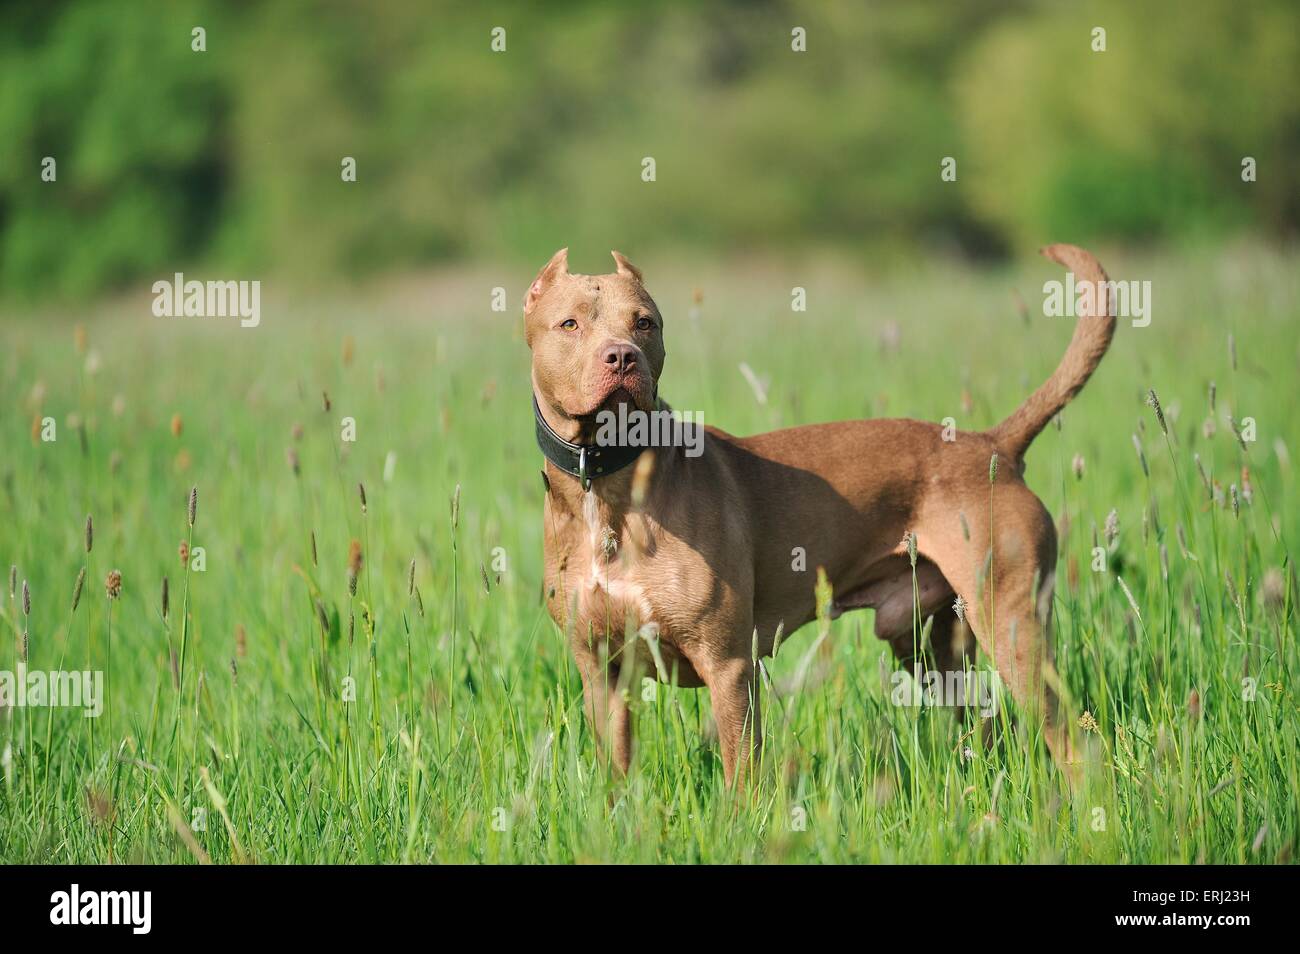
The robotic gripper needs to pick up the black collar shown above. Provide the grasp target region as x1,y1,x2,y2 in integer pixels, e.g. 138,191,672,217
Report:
534,397,647,489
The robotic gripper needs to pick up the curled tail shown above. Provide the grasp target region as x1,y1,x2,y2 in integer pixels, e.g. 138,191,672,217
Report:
990,244,1115,458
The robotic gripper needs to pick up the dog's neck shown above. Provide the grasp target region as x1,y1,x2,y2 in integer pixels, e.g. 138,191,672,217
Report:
535,388,672,565
545,455,665,579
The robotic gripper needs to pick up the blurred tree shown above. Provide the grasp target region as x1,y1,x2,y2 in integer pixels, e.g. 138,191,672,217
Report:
956,0,1300,247
0,1,227,298
0,0,1294,300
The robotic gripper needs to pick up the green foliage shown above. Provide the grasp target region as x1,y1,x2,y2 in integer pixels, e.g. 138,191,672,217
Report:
0,2,226,297
0,0,1296,300
956,0,1300,247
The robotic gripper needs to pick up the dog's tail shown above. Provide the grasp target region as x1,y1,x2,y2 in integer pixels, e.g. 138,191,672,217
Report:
990,244,1115,459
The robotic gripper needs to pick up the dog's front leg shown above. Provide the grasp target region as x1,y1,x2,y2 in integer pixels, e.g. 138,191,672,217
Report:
704,655,762,788
572,638,632,775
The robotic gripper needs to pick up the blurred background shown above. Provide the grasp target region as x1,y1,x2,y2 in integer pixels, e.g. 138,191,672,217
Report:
1,0,1297,302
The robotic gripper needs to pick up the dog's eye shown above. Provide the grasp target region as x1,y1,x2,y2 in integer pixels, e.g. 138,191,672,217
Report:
560,318,579,331
635,316,654,331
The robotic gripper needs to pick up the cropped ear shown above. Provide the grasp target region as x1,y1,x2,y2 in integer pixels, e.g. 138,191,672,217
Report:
611,250,642,283
525,248,569,313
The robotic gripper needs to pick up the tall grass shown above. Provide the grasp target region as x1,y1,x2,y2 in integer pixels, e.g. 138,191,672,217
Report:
0,245,1295,863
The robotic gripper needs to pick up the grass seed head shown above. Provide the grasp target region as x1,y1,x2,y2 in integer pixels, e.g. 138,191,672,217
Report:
1072,454,1085,480
179,540,190,567
988,453,998,484
72,567,86,613
347,538,363,577
161,576,169,620
310,530,318,567
85,514,93,553
1132,433,1148,477
902,530,917,567
358,482,367,514
22,579,30,616
407,558,416,597
1194,453,1212,497
188,486,197,527
1227,416,1248,452
1146,389,1167,435
105,569,122,600
287,447,300,476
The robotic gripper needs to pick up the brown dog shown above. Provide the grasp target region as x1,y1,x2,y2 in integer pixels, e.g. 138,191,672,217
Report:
525,244,1112,785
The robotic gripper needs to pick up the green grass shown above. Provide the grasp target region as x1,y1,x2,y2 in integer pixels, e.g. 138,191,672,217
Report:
0,244,1296,863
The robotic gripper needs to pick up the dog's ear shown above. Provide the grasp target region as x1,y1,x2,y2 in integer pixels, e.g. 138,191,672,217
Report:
611,250,642,283
525,248,569,313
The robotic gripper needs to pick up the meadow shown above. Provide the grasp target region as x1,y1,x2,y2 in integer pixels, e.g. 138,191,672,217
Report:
0,243,1296,864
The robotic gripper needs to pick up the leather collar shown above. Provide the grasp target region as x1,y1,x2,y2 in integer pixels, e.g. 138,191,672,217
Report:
534,397,647,489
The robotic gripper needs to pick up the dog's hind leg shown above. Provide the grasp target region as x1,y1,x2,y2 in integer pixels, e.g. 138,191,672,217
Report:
921,487,1078,782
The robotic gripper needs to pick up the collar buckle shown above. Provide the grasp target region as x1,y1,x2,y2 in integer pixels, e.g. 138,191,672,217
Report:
578,446,591,491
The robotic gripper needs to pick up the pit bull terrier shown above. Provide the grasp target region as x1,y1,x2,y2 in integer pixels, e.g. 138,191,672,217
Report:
526,245,1113,785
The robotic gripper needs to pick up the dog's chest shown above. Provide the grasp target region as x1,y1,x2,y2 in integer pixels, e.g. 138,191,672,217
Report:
543,490,714,688
546,492,664,635
577,492,656,625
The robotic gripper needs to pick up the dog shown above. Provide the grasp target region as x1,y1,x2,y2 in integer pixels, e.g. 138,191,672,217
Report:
525,245,1113,785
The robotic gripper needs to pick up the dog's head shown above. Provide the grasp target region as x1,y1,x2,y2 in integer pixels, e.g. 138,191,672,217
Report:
524,249,665,440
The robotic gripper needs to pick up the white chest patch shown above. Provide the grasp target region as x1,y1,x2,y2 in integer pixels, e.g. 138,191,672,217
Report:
581,490,654,626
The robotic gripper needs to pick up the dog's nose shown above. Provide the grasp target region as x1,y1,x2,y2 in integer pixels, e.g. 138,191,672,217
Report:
602,343,637,373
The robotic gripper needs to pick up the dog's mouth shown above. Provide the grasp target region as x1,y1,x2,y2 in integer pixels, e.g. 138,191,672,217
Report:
573,373,656,419
598,383,645,413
